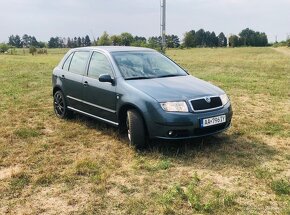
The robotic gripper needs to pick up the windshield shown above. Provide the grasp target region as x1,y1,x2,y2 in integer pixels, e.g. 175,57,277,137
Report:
111,51,188,80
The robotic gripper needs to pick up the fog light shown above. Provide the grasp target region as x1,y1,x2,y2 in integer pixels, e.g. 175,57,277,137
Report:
168,130,175,136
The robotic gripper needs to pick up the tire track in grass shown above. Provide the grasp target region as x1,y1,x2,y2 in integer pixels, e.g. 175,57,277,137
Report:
272,47,290,57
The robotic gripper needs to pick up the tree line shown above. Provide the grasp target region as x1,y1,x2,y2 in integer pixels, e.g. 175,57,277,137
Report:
183,30,227,48
228,28,268,47
3,27,271,53
95,32,180,49
8,34,46,48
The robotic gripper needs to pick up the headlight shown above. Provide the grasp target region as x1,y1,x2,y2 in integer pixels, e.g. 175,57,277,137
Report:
160,101,189,112
220,94,229,106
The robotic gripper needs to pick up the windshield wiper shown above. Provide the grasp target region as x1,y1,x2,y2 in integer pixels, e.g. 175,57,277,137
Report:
157,74,183,78
125,76,153,80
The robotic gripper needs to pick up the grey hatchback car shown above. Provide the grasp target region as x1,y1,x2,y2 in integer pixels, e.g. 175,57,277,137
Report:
52,47,233,148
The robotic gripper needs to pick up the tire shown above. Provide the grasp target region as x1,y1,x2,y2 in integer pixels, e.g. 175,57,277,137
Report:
126,109,147,149
53,90,73,119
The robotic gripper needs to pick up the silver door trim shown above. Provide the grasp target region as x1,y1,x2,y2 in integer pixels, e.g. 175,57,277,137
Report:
67,106,119,126
67,95,116,113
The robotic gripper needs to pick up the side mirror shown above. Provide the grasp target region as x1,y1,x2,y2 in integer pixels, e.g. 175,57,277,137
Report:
99,74,114,84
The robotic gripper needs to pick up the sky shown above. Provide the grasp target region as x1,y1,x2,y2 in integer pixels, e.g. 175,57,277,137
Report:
0,0,289,43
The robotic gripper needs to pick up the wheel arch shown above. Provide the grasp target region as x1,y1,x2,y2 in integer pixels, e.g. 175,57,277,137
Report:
53,85,63,96
118,103,149,135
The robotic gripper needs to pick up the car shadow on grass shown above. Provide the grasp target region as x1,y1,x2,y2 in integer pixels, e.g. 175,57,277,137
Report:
143,133,278,169
70,114,278,169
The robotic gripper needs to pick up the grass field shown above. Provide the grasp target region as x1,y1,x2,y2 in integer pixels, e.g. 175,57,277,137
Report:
0,47,289,214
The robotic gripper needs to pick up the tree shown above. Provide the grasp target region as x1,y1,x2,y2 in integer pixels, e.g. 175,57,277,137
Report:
195,29,205,47
14,35,22,47
218,32,227,47
239,28,255,46
48,37,56,48
81,37,85,47
120,32,134,46
131,36,147,47
111,35,122,46
38,41,46,48
8,35,22,48
0,43,10,53
31,36,39,47
209,31,218,47
229,35,240,47
171,35,180,48
287,39,290,47
67,37,73,48
204,31,211,47
48,37,62,48
166,35,180,48
238,28,268,47
147,36,162,50
183,31,195,48
256,32,268,47
77,37,82,47
84,35,91,46
22,34,32,47
98,31,111,46
73,37,78,48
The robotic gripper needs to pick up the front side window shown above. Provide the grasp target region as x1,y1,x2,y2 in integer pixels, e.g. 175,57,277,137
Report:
69,51,90,75
88,52,114,79
111,51,187,80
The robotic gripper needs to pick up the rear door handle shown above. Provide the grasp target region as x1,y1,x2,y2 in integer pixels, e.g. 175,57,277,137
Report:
83,81,89,87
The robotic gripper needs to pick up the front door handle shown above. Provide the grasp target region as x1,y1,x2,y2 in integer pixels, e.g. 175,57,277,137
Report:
83,81,89,87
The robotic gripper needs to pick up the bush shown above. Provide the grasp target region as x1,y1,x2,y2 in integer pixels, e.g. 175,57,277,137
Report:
29,46,37,55
0,43,10,53
37,48,48,54
8,48,17,55
287,39,290,47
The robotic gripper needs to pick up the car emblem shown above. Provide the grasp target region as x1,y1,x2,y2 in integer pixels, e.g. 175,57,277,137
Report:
205,97,211,103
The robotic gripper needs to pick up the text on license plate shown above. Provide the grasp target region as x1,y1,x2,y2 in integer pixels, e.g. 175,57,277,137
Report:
201,115,226,128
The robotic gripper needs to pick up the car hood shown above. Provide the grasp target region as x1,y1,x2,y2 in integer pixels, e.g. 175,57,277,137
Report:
126,75,224,102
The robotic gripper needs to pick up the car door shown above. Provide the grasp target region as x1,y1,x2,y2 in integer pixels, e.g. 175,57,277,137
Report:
62,51,90,110
82,51,117,124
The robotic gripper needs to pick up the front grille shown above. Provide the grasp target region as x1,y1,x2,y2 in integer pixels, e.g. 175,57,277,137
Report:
190,96,222,112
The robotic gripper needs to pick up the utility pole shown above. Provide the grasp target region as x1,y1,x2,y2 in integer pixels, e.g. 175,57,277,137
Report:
161,0,166,53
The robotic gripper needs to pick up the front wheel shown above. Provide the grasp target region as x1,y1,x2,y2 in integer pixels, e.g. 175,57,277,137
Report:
126,110,147,149
53,90,73,119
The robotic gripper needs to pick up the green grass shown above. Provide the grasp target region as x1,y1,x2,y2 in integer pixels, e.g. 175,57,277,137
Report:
10,173,30,192
271,179,290,196
0,47,289,214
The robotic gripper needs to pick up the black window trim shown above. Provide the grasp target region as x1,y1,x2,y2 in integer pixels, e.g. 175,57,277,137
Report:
86,51,116,80
62,52,75,71
66,51,90,76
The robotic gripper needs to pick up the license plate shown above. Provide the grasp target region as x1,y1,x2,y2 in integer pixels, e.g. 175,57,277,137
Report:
201,115,226,128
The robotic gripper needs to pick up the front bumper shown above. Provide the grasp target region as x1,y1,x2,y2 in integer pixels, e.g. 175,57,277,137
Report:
146,102,233,139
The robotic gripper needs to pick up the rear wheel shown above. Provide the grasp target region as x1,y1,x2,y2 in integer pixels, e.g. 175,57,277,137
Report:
53,90,73,119
126,110,147,149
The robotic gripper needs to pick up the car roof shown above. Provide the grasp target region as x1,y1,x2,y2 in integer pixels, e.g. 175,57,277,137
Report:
71,46,156,53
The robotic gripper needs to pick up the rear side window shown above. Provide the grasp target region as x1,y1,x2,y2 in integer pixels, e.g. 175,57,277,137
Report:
62,53,74,71
69,51,90,75
88,52,114,79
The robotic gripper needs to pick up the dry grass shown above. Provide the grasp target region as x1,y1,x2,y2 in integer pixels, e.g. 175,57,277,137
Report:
0,47,289,214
